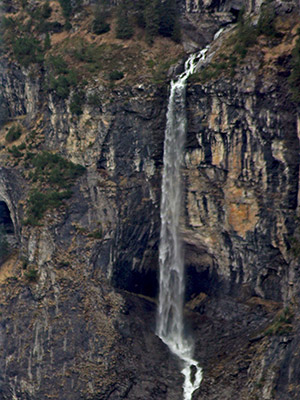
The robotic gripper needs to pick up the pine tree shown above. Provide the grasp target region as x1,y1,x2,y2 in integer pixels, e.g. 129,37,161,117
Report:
144,0,160,45
134,0,147,28
44,32,51,50
92,3,110,35
158,0,180,41
116,0,134,40
0,226,9,262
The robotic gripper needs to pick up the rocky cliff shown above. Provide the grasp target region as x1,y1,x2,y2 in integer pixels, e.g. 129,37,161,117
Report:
0,0,300,399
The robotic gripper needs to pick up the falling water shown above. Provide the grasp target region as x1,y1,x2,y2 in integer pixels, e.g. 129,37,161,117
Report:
156,44,215,399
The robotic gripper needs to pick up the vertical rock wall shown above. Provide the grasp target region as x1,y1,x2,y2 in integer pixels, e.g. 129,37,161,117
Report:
184,67,299,303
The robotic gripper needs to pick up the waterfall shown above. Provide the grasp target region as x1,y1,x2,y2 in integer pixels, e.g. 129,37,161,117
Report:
156,40,217,399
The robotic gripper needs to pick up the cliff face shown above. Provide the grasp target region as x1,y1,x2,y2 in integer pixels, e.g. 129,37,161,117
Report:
0,0,300,399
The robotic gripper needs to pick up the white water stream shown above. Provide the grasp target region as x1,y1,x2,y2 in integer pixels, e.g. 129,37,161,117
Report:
157,30,224,399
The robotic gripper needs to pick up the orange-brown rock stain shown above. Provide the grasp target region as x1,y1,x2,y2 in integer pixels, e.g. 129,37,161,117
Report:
225,146,259,238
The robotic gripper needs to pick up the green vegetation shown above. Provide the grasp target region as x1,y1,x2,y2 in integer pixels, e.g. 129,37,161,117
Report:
70,91,85,115
146,57,182,84
0,96,9,128
264,307,294,336
67,39,126,80
12,35,44,67
41,1,52,19
189,2,284,84
59,0,72,18
158,0,181,43
88,225,103,239
0,1,13,12
24,267,38,282
24,152,85,225
87,92,102,108
0,226,10,262
232,2,281,58
289,28,300,104
47,55,78,99
233,9,258,59
25,189,72,225
92,2,110,35
5,125,22,143
257,1,280,38
114,0,181,43
58,260,70,268
109,70,124,81
30,151,85,185
44,32,51,51
8,145,23,158
116,0,134,39
59,0,83,29
144,0,160,45
71,41,100,64
1,16,16,30
288,215,300,256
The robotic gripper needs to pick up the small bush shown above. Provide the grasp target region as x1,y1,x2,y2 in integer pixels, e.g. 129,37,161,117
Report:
13,36,44,67
92,6,110,35
25,189,72,225
257,2,280,38
41,1,52,19
234,19,257,58
70,91,85,115
8,145,23,158
0,96,9,128
144,0,160,45
158,0,181,42
49,72,77,99
47,55,68,74
24,268,38,281
59,0,72,18
1,1,14,12
44,33,51,50
47,56,78,99
5,125,22,143
109,70,124,81
0,225,10,262
87,92,102,108
264,307,294,336
58,260,70,268
31,151,85,186
116,2,134,40
25,152,85,224
2,16,16,30
88,225,102,239
18,143,26,151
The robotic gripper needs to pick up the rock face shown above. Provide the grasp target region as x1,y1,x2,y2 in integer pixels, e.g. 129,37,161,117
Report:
185,68,299,303
0,0,300,399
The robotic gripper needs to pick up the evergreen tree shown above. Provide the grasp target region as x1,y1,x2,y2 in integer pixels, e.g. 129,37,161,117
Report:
0,226,9,262
59,0,72,18
116,0,134,40
92,3,110,35
41,1,52,19
144,0,160,45
44,32,51,50
134,0,147,28
158,0,180,41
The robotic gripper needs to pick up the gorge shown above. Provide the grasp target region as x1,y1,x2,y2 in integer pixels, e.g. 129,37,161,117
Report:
0,0,300,399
